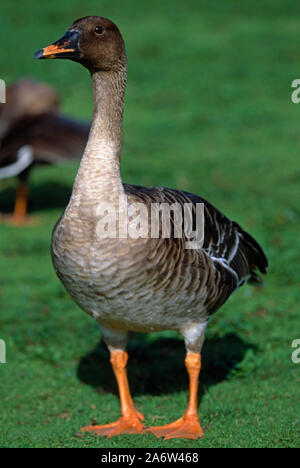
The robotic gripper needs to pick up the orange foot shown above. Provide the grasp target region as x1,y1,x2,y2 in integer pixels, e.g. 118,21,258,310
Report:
149,414,204,440
81,410,145,438
0,213,39,227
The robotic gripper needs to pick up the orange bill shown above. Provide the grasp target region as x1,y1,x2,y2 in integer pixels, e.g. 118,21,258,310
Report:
34,30,80,60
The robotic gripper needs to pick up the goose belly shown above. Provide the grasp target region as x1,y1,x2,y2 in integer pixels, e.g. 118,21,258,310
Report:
53,256,209,333
51,228,210,333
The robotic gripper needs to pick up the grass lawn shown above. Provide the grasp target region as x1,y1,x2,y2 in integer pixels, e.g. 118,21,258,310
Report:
0,0,299,448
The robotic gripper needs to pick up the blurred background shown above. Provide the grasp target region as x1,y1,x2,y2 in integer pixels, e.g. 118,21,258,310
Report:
0,0,299,448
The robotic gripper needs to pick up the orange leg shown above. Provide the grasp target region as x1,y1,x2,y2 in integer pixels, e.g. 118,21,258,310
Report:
149,352,204,440
12,180,28,224
81,350,145,438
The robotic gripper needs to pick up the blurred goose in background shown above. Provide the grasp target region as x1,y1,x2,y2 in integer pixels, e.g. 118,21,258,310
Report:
35,17,267,440
0,79,89,224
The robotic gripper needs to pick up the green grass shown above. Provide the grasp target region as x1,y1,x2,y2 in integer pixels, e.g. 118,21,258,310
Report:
0,0,300,448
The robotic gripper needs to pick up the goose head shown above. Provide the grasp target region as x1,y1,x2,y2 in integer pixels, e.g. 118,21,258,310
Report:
34,16,126,73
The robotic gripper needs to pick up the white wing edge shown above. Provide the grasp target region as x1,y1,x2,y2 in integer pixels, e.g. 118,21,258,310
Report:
0,145,34,180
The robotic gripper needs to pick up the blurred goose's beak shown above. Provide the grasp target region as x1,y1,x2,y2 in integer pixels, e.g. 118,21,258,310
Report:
34,30,80,60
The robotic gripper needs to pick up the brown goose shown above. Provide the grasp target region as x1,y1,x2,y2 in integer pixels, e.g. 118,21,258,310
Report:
0,79,89,224
35,16,268,440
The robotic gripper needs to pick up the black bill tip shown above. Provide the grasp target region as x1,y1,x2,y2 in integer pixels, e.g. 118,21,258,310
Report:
34,49,45,59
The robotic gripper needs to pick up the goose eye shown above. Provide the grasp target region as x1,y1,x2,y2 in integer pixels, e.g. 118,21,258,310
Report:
95,26,104,35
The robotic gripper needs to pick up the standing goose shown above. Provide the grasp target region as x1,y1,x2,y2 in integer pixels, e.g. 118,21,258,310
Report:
35,16,267,440
0,79,89,224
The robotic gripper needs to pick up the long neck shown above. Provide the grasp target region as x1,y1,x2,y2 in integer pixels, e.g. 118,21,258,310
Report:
71,65,126,204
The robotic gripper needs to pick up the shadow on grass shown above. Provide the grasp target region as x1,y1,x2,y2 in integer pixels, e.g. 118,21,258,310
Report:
0,181,71,214
77,333,255,400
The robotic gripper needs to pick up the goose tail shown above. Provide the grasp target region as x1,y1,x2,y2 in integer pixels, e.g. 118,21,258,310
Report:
230,224,268,286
